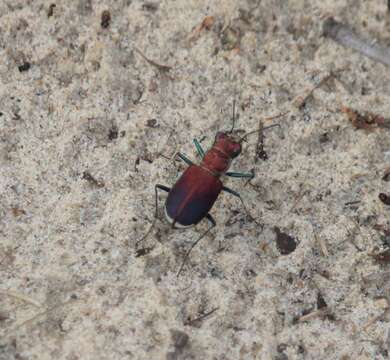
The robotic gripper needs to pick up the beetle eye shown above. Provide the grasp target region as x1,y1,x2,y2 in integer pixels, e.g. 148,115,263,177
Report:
230,143,241,158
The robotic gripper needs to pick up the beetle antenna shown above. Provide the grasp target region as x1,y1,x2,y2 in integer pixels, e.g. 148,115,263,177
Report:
229,100,236,134
239,123,281,143
238,110,289,143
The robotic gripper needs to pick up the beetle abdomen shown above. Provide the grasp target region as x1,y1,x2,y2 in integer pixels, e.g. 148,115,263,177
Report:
165,165,222,227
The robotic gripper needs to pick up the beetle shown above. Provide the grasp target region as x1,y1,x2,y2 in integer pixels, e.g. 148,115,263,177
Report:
138,102,280,275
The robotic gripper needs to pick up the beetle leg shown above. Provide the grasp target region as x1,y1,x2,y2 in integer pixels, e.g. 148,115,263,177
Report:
193,138,205,158
222,186,261,226
176,214,216,277
175,152,194,166
136,184,171,248
225,170,255,179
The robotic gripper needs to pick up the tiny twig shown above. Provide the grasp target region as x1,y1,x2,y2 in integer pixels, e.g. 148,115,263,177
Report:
323,17,390,67
360,306,390,332
314,233,329,257
298,308,329,323
293,68,346,108
184,307,219,326
188,16,215,42
288,188,308,213
255,120,266,163
82,171,105,188
3,297,78,338
135,216,158,248
134,47,172,72
0,290,42,308
344,200,361,207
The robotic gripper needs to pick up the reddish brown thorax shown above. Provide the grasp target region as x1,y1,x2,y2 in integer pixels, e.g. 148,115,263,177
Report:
200,132,241,176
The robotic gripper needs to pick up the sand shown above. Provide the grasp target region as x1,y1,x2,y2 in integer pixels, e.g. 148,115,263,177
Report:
1,1,390,359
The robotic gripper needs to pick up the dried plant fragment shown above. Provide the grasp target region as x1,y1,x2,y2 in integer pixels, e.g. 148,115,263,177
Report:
11,207,26,217
184,307,219,326
370,249,390,264
341,106,390,132
221,26,240,51
188,16,215,42
101,10,111,29
373,224,390,236
383,168,390,182
134,47,172,72
82,171,105,188
323,17,390,67
47,3,56,17
135,246,154,258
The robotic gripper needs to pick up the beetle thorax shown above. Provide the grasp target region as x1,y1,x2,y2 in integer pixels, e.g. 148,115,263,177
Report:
201,148,232,175
199,132,242,176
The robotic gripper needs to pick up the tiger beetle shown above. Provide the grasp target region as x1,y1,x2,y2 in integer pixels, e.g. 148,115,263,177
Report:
138,101,280,276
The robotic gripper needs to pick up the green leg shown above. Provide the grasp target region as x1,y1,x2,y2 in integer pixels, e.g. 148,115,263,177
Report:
176,152,194,166
222,186,240,197
225,170,254,179
193,138,205,158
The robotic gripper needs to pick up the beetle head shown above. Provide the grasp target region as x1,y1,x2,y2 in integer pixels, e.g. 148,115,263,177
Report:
214,131,242,158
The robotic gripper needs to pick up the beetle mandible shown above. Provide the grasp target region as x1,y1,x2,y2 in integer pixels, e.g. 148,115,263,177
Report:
138,102,279,276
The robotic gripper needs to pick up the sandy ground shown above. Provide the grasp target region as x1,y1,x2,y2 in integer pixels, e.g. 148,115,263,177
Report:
1,0,390,359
